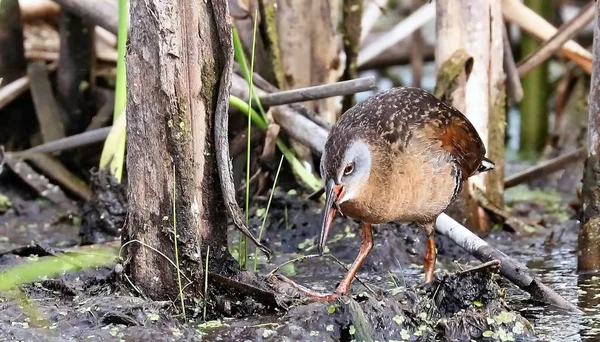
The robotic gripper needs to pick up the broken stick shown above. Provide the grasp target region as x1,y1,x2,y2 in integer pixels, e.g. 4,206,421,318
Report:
517,1,596,78
504,147,587,189
436,213,581,313
255,77,377,107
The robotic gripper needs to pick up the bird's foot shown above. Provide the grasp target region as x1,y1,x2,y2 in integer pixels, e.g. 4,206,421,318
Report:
273,274,343,302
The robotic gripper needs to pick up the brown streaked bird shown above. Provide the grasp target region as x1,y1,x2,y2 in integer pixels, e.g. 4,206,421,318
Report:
279,86,494,301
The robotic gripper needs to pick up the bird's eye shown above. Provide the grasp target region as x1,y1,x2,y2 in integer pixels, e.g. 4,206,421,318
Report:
343,162,355,176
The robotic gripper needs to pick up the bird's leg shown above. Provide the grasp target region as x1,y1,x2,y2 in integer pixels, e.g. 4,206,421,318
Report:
332,222,373,296
274,222,374,302
422,222,436,283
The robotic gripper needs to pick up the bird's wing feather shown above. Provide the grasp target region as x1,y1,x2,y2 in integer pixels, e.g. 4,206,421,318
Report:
419,115,486,179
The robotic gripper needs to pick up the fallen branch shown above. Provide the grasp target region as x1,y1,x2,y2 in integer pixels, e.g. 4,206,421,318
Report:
255,77,377,107
231,72,333,130
517,1,596,78
502,0,592,74
502,22,523,106
504,147,587,189
358,34,435,71
436,213,581,313
360,0,389,43
358,1,435,67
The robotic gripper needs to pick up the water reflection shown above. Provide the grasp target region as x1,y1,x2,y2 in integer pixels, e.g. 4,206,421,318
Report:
501,229,600,341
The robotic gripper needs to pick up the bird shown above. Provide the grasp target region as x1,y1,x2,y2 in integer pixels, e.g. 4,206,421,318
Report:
277,86,494,302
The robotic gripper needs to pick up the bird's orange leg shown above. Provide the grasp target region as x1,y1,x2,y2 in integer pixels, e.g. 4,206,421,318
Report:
275,222,374,302
423,222,437,283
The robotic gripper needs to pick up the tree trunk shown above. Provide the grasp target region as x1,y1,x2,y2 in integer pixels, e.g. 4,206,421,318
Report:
123,0,235,300
435,0,506,233
580,1,600,272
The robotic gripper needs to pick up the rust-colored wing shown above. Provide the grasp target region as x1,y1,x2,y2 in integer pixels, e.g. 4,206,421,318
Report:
420,113,487,180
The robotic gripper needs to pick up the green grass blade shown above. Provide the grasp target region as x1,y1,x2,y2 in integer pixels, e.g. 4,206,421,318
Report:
253,155,284,271
172,164,186,320
0,247,118,291
229,96,321,191
99,112,126,181
99,0,128,182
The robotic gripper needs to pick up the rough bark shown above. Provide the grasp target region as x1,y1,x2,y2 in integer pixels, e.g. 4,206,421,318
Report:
124,0,234,300
580,1,600,272
435,0,506,233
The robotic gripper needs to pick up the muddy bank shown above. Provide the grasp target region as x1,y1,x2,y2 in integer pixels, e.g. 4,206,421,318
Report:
0,168,554,341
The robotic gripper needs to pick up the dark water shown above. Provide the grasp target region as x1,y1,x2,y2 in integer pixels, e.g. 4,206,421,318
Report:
495,222,600,341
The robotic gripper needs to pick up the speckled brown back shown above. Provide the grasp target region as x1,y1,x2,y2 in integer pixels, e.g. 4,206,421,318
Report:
322,86,487,181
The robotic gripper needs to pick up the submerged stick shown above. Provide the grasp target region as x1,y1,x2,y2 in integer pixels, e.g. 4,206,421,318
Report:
517,1,595,78
504,147,587,188
256,77,377,107
436,213,581,313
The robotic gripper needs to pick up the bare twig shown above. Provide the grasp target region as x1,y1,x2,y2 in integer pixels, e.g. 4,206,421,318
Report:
0,62,58,111
256,77,377,107
504,147,587,188
360,0,389,43
436,213,581,313
457,259,501,274
212,4,271,258
15,127,111,157
50,0,119,35
28,61,65,143
502,23,523,106
502,0,592,73
358,34,435,71
358,1,435,67
231,72,333,130
517,1,595,77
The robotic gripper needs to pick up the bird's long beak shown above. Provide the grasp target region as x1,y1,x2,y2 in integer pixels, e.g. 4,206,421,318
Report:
318,179,345,255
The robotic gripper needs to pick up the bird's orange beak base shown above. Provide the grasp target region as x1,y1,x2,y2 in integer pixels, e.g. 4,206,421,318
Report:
318,180,345,255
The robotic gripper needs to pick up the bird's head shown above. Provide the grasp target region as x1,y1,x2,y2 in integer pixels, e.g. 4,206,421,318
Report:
318,138,372,254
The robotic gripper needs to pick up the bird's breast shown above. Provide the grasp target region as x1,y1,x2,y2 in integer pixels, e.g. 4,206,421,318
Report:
340,144,459,225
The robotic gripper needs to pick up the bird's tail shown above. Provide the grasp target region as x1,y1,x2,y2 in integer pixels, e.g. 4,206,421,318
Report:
476,157,495,174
